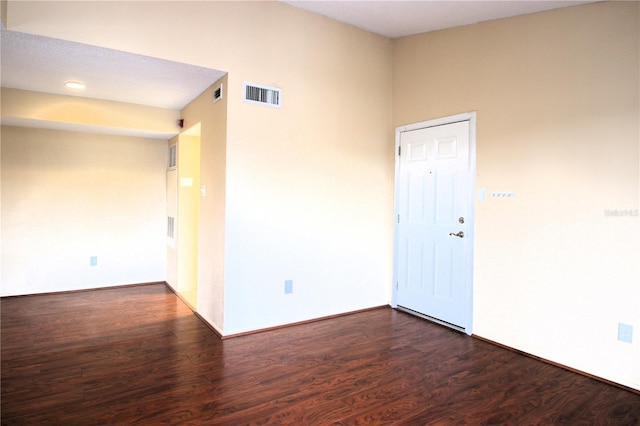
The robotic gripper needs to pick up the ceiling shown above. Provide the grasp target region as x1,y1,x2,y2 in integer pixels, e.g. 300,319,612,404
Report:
283,0,598,39
1,1,598,113
0,25,226,110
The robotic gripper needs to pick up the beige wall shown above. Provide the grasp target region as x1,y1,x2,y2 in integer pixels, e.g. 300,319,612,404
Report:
1,88,179,139
177,129,201,309
1,126,167,295
221,12,393,334
394,1,639,390
180,77,228,332
166,140,178,293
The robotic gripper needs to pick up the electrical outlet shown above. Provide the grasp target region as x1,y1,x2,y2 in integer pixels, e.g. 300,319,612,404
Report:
90,256,98,266
284,280,293,294
618,323,633,343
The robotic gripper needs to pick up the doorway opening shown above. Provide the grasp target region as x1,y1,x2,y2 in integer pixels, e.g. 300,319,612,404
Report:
177,123,201,309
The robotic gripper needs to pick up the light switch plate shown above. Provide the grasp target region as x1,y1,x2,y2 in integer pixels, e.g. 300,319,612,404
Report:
618,323,633,343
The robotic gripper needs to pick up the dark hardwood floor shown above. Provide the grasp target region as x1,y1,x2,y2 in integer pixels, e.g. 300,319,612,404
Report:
2,284,638,425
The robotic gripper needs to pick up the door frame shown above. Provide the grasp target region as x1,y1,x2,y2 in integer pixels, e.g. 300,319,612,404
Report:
391,111,477,335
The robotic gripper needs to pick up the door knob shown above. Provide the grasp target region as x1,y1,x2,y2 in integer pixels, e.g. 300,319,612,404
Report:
449,231,464,238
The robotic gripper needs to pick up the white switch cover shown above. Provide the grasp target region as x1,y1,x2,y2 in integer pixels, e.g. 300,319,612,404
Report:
200,185,206,197
618,323,633,343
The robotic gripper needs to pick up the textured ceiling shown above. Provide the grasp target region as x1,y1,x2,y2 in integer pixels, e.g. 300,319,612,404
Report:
283,0,599,39
0,26,226,110
1,1,598,112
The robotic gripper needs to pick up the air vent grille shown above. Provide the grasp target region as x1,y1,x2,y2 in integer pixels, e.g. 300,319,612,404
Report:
168,144,177,170
213,84,223,103
243,82,281,108
167,216,175,239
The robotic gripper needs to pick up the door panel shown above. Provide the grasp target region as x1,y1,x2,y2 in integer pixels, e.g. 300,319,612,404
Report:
396,120,472,330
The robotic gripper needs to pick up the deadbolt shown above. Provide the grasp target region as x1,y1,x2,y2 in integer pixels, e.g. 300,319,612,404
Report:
458,217,465,224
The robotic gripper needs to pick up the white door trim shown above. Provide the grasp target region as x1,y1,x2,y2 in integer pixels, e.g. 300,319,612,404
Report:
392,111,477,335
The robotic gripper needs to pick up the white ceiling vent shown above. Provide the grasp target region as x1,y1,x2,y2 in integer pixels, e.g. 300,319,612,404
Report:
213,83,223,103
243,82,281,108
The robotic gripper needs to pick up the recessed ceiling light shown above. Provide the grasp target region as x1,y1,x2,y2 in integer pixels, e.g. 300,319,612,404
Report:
64,81,85,90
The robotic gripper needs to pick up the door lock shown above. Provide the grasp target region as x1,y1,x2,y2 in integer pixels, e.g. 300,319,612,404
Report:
449,231,464,238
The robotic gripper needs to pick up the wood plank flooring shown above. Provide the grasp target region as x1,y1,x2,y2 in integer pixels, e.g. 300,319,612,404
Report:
2,283,639,425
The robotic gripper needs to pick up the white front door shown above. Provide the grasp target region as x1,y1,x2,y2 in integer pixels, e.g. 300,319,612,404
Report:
395,115,475,333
